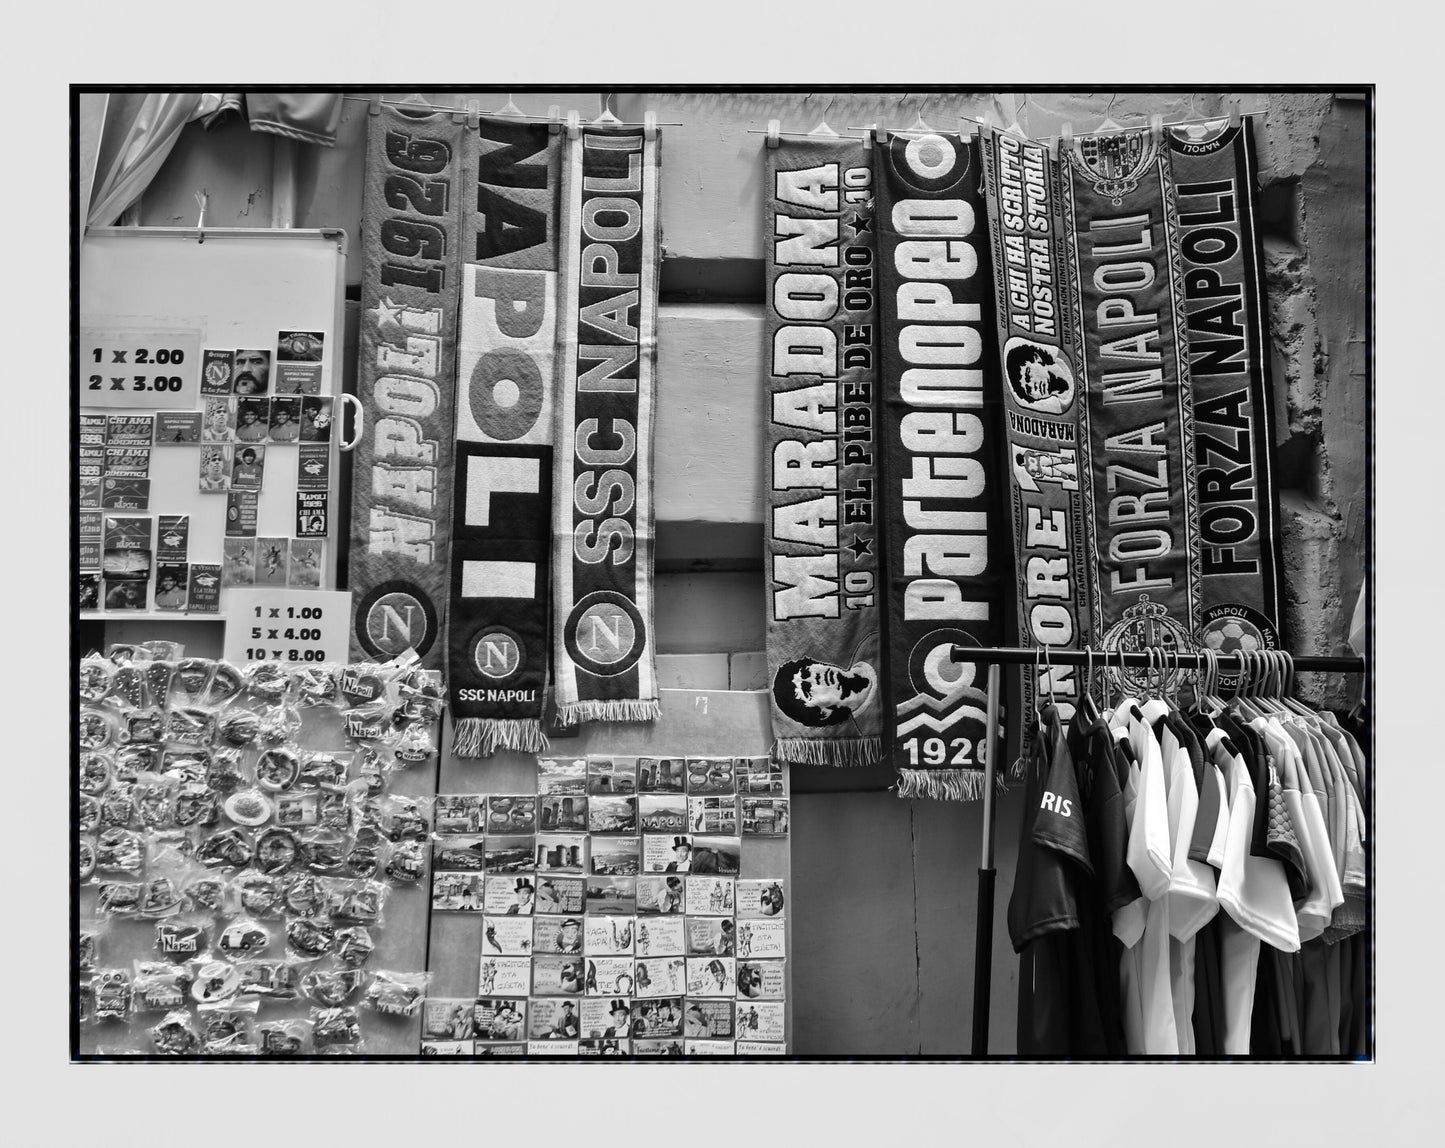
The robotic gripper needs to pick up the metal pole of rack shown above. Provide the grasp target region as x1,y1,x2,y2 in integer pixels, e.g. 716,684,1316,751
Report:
959,644,1365,1056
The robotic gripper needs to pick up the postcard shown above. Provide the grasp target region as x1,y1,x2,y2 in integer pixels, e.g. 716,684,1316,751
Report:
583,915,635,956
583,875,635,915
683,999,735,1040
587,756,638,795
579,996,634,1040
736,959,787,1001
287,539,323,588
481,915,534,956
421,998,477,1042
685,916,736,957
532,915,584,956
686,956,737,997
635,875,686,916
529,954,585,997
255,537,288,585
533,875,585,916
527,998,580,1041
589,837,640,877
642,833,693,874
638,794,687,835
637,756,685,793
633,916,685,959
221,538,254,586
473,998,527,1042
687,795,739,836
433,836,487,872
736,879,787,919
684,1039,735,1056
486,794,537,834
735,1000,786,1043
435,794,484,835
534,835,586,873
482,835,535,873
736,918,787,960
476,955,531,998
631,1038,684,1057
686,757,736,796
583,957,637,997
742,797,791,837
738,756,785,795
483,872,537,916
735,1039,787,1056
629,996,683,1039
539,793,588,833
537,756,587,795
690,836,743,876
431,871,485,912
420,1040,474,1056
588,795,637,835
685,876,736,917
631,956,686,999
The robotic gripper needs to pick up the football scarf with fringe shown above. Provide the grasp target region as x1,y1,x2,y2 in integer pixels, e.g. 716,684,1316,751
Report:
875,130,1006,802
1060,127,1203,693
551,123,661,725
448,115,562,757
349,99,464,669
980,127,1093,731
1167,118,1284,684
763,135,883,768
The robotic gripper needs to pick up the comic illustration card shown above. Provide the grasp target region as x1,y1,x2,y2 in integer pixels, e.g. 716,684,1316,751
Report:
153,564,189,611
635,875,686,916
435,794,484,835
296,492,329,538
199,445,231,493
231,349,271,396
687,956,737,997
201,349,234,395
588,795,637,835
584,915,635,956
686,757,736,796
422,998,478,1041
431,871,485,912
433,835,487,872
234,397,270,443
690,836,743,876
638,795,687,835
107,414,153,446
420,1040,474,1056
483,872,537,916
475,1042,526,1057
642,834,693,874
482,835,534,873
532,915,584,956
578,1038,629,1057
202,397,236,443
632,956,687,999
684,999,735,1040
584,875,636,915
688,796,739,836
221,538,255,586
634,916,685,959
296,442,330,490
629,996,684,1039
537,756,587,795
486,794,537,834
231,444,266,490
155,412,202,444
735,999,786,1043
156,516,188,563
104,444,151,477
685,876,736,917
100,476,151,511
736,917,787,960
477,955,531,998
530,954,585,996
287,539,323,588
638,756,685,793
268,396,301,442
473,998,527,1042
584,957,637,997
481,915,534,956
255,538,289,586
736,879,787,919
538,793,588,833
275,330,324,395
632,1038,685,1057
579,996,634,1039
187,564,220,612
528,998,581,1041
586,756,638,796
535,835,586,874
685,916,735,957
685,1039,735,1056
736,959,786,1000
534,875,585,916
225,490,258,538
589,837,640,878
300,396,333,441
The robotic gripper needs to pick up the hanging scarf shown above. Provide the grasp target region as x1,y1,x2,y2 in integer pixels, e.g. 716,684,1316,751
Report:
1167,118,1284,685
762,135,883,768
551,123,662,724
448,115,563,756
980,127,1093,725
349,98,464,668
874,130,1006,801
1060,126,1203,695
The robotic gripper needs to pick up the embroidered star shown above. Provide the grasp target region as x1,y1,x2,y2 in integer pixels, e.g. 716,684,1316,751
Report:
847,533,873,559
848,212,873,236
369,296,402,334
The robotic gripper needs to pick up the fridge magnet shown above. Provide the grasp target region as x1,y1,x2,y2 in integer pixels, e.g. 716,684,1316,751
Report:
638,795,686,834
300,396,333,441
685,876,735,917
588,795,638,834
587,756,639,795
198,445,231,492
686,956,737,997
736,879,786,919
583,874,636,915
534,875,585,915
735,959,786,1000
268,396,301,442
477,955,532,998
589,836,641,877
735,917,787,959
201,349,234,394
287,540,323,587
638,756,685,793
232,349,271,396
481,915,534,956
632,956,686,998
635,875,685,916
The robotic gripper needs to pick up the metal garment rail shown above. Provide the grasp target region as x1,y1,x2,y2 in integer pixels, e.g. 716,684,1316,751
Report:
952,645,1368,1056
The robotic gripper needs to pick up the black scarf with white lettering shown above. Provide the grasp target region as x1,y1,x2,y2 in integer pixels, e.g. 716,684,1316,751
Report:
1167,119,1284,685
875,130,1006,800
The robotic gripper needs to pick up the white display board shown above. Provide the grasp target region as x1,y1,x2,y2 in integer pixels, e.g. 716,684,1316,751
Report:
79,227,348,620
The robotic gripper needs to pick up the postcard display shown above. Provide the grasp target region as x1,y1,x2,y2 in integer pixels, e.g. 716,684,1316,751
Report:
425,688,793,1056
79,229,346,616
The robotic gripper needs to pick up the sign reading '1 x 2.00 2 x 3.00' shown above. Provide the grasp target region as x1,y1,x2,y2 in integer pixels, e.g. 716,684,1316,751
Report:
223,589,351,665
80,324,203,409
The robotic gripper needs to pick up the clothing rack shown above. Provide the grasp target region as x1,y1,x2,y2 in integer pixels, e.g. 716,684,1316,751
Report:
951,645,1367,1055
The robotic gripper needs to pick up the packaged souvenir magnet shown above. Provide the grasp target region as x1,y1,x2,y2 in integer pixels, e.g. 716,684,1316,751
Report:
78,708,115,751
148,1009,200,1054
195,825,254,870
218,918,273,957
254,826,301,875
133,961,193,1011
167,706,217,748
181,871,230,915
95,827,145,874
362,970,430,1018
91,969,133,1021
223,788,274,828
233,872,284,917
380,795,432,842
311,1006,363,1052
98,784,136,828
318,787,358,834
351,744,386,798
282,872,326,917
342,834,382,880
190,958,242,1005
236,958,304,1000
395,666,444,725
96,881,143,915
389,721,436,768
77,979,95,1025
274,791,321,829
79,752,112,796
137,875,185,919
243,659,292,702
256,702,303,747
216,706,262,748
204,748,248,793
79,924,103,972
383,838,428,885
121,707,167,746
155,917,209,963
115,743,163,781
299,830,347,875
255,747,300,792
132,772,178,827
170,658,216,707
78,654,114,704
341,702,391,744
145,828,195,870
78,794,102,835
333,925,375,968
301,966,366,1007
325,879,387,925
163,748,212,782
109,663,152,709
199,1006,258,1054
297,751,348,790
294,663,341,709
143,659,175,709
203,660,245,707
173,781,219,829
78,836,97,883
257,1018,311,1055
286,916,336,959
339,664,388,709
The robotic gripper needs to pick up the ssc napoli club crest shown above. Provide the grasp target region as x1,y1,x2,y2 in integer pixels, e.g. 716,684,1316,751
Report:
356,581,438,660
564,591,647,678
472,627,526,683
889,131,969,191
1066,130,1158,204
897,629,992,761
1100,595,1195,698
1199,603,1279,689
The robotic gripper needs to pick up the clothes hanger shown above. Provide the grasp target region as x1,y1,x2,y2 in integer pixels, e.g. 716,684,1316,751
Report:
1079,647,1102,724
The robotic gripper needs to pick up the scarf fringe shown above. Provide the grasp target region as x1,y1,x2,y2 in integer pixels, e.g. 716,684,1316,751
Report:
895,767,1008,802
453,717,550,758
555,698,661,726
771,736,882,768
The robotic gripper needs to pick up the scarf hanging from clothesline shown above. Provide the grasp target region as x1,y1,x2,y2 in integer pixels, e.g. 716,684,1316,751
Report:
762,135,884,768
1166,118,1285,686
875,130,1006,801
449,115,563,756
349,98,465,669
1060,125,1203,695
551,122,662,725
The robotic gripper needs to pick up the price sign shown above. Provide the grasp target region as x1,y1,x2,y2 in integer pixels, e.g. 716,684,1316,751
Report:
223,589,351,665
80,325,202,409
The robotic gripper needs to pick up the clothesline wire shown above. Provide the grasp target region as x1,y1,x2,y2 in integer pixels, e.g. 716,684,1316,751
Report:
338,93,680,126
949,644,1362,673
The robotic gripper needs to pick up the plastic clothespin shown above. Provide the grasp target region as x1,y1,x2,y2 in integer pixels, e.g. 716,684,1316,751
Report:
1056,122,1073,161
465,99,481,131
863,122,877,149
496,94,523,118
194,190,208,245
1228,106,1243,131
766,119,781,149
368,96,382,116
548,105,562,135
451,98,468,125
567,110,581,140
644,111,657,141
1149,113,1164,146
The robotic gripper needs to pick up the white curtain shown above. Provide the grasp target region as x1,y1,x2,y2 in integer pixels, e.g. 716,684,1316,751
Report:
84,92,205,229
